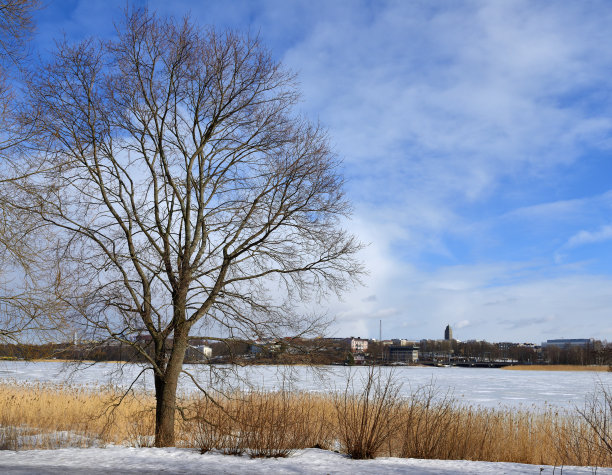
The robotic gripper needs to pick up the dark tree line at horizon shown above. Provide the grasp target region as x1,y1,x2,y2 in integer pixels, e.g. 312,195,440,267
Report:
1,337,610,368
419,338,612,366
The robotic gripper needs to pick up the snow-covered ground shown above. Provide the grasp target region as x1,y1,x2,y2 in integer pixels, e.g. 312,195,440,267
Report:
1,360,610,409
0,447,609,474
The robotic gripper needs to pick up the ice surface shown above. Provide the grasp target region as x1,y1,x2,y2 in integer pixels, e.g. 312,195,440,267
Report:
1,361,610,410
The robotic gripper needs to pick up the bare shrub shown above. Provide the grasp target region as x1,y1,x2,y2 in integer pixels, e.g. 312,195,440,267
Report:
125,408,156,448
333,367,403,459
240,390,313,457
195,389,329,457
195,393,245,455
574,383,612,466
0,425,18,450
400,383,455,459
551,409,602,467
3,378,612,467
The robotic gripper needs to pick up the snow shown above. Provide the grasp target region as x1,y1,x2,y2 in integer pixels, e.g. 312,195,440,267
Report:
1,360,611,409
0,447,608,474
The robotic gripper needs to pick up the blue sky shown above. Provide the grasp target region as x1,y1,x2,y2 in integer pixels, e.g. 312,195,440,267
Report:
33,0,612,343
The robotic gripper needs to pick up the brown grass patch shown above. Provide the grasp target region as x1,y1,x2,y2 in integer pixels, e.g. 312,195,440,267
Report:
193,390,334,457
1,378,611,467
502,365,609,372
0,382,157,449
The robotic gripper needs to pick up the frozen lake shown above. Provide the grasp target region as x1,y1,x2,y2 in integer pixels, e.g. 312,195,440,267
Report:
0,360,610,410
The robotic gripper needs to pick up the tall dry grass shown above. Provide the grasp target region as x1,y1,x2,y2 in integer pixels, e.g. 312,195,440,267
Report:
0,382,156,449
193,389,334,457
333,367,403,459
503,365,610,372
1,376,612,468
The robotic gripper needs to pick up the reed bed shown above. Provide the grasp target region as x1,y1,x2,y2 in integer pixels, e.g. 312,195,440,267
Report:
1,376,611,468
0,382,157,449
502,365,610,372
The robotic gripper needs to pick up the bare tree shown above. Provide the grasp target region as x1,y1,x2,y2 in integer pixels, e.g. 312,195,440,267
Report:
0,0,41,153
0,0,40,62
0,0,62,344
26,9,363,446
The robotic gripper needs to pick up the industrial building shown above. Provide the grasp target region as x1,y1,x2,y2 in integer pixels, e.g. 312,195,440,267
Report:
541,338,594,348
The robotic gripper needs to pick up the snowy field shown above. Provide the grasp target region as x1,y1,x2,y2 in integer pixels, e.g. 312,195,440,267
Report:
0,360,611,409
0,447,610,474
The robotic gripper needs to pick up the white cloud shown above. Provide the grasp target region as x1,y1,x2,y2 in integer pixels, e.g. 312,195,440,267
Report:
283,1,612,203
503,191,612,222
327,254,612,342
257,0,612,279
133,0,612,343
566,225,612,249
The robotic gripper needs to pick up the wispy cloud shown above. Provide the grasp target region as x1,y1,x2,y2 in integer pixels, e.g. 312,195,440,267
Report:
54,0,612,343
500,316,555,330
566,225,612,249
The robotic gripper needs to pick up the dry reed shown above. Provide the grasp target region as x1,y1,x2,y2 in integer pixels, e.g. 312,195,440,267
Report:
502,365,609,372
193,389,334,457
0,381,156,448
1,377,611,468
333,367,403,459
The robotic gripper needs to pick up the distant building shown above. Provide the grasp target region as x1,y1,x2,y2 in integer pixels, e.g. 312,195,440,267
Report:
134,334,212,362
249,339,282,355
391,339,417,346
542,338,594,349
444,325,453,341
349,337,368,353
186,342,212,361
387,345,419,363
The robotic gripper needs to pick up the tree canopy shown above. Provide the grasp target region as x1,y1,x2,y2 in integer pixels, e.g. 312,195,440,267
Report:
25,9,363,445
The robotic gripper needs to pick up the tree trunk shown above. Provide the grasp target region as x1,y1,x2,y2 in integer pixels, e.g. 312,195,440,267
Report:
154,330,189,447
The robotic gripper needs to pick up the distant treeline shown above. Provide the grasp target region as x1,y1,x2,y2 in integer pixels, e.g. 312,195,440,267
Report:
0,338,610,366
0,338,352,365
418,339,612,366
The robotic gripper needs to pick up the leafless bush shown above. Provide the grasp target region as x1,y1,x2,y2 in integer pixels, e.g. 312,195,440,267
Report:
551,409,602,467
125,408,156,448
195,389,327,457
573,383,612,466
5,377,612,466
195,393,246,456
400,383,456,459
333,367,403,459
240,390,313,457
0,425,18,450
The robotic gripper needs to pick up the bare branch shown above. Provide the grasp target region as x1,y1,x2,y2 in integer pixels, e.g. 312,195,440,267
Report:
22,7,364,447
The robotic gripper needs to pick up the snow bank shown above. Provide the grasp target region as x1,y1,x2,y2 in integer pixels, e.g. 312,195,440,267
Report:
0,447,608,474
